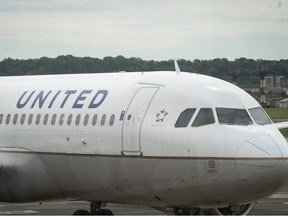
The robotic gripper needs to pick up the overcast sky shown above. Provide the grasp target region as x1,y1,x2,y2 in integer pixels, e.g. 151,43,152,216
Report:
0,0,288,61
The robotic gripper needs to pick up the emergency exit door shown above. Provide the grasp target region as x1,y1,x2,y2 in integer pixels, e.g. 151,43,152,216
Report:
122,87,159,156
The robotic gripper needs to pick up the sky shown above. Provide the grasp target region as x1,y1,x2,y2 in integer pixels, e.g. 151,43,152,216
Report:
0,0,288,61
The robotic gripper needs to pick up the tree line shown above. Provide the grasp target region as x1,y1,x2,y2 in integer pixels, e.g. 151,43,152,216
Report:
0,55,288,87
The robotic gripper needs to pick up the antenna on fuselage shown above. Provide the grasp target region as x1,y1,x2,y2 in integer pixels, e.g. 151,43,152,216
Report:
174,60,181,75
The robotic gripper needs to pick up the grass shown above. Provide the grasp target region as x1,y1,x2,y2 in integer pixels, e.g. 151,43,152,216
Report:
280,129,288,137
264,108,288,119
264,108,288,137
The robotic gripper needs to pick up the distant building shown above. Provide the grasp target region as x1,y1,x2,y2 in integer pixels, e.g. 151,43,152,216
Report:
268,98,282,108
265,76,273,89
279,98,288,108
265,75,287,90
275,76,286,88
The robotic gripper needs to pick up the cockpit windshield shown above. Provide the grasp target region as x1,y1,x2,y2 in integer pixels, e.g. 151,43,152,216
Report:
248,107,271,125
216,108,253,126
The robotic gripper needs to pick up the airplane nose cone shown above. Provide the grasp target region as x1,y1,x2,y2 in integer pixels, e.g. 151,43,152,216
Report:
238,134,283,158
236,134,287,200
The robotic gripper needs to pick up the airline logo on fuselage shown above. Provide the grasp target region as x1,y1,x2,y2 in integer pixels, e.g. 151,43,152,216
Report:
16,90,108,109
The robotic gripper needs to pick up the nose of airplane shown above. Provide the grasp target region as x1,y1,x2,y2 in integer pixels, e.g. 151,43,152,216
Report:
238,134,283,158
236,134,288,200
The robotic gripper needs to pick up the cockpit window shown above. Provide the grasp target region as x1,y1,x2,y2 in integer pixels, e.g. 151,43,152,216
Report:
216,108,253,126
249,107,271,125
192,108,215,127
175,108,196,128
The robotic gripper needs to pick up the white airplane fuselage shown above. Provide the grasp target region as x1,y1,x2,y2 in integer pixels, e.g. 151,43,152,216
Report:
0,71,287,210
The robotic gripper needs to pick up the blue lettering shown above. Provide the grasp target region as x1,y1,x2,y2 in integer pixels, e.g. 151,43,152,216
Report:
16,89,108,109
88,90,108,109
16,91,35,109
48,90,61,108
31,91,52,108
61,90,77,108
73,90,92,108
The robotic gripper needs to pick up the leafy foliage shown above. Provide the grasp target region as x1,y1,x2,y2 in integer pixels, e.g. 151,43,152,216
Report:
0,55,287,87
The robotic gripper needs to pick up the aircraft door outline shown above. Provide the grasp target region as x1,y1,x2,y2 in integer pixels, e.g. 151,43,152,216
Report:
121,87,159,156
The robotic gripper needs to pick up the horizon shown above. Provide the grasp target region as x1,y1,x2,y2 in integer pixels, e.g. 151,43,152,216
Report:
1,54,287,62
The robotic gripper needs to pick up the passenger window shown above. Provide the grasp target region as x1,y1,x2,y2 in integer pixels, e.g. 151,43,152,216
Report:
76,114,81,125
13,114,18,125
20,114,25,125
51,114,57,125
36,114,41,125
6,114,11,125
101,114,106,126
175,108,196,128
192,108,215,127
59,114,65,125
28,114,33,125
0,114,3,124
67,114,73,125
44,114,49,125
84,114,89,126
109,114,115,126
92,114,97,126
216,108,253,126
